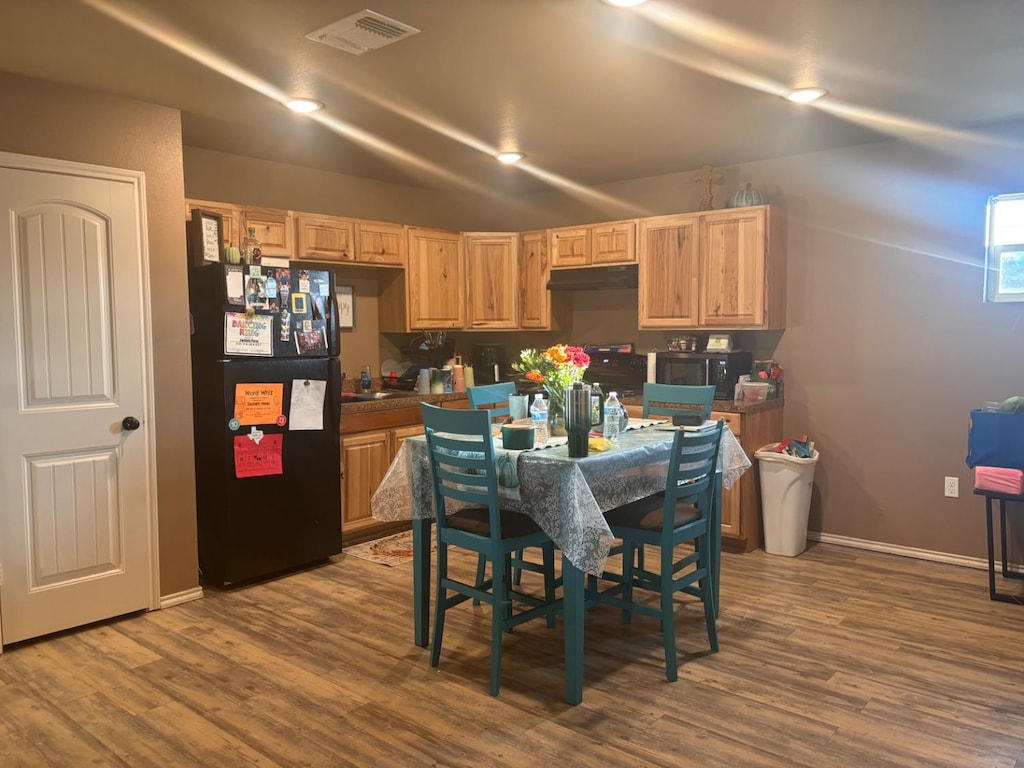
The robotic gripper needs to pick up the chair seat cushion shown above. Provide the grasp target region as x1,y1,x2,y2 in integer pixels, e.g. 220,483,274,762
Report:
447,507,544,539
604,495,702,532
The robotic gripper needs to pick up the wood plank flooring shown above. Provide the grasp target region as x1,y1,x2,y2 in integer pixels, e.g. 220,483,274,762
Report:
2,542,1023,767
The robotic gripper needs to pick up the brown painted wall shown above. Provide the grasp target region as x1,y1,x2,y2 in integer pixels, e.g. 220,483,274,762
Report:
509,124,1024,560
0,72,199,597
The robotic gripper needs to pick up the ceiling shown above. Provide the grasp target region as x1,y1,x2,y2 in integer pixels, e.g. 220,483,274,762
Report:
2,0,1023,195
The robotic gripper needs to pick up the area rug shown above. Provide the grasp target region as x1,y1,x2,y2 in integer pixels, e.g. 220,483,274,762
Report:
343,530,433,567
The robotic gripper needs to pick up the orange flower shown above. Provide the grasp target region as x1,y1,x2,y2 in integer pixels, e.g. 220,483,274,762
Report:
546,345,568,364
525,370,544,383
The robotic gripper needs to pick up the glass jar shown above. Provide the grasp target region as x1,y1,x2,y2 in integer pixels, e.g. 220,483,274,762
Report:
241,226,261,265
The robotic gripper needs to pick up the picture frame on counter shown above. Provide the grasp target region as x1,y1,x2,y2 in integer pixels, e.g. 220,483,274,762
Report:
187,209,224,267
337,285,354,329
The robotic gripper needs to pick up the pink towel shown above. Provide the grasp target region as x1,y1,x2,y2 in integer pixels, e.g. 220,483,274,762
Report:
975,466,1024,496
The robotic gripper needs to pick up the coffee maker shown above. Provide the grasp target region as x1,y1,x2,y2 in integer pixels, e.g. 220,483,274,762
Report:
472,343,505,384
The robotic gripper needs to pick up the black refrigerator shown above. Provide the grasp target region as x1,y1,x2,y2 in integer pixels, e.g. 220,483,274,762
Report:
188,262,343,586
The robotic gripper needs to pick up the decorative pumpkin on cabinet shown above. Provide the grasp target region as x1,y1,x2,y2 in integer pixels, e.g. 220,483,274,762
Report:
728,182,766,208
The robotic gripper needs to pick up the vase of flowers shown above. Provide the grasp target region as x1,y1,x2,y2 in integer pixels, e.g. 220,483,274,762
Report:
512,344,590,437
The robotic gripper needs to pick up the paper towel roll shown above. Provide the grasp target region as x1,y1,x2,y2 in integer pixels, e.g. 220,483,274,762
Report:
647,350,657,383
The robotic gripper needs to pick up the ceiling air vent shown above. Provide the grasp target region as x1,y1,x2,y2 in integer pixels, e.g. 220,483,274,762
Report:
306,10,420,55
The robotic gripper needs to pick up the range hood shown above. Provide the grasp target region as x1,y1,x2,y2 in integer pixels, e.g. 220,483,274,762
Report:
546,264,638,291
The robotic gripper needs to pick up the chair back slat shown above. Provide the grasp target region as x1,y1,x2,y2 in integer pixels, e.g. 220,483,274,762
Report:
466,382,516,421
642,383,716,420
664,420,725,512
421,403,501,532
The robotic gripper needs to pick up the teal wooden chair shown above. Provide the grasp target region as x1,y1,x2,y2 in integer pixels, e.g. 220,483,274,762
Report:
466,381,525,590
421,403,561,696
642,383,716,421
466,381,516,421
587,420,724,681
634,383,717,572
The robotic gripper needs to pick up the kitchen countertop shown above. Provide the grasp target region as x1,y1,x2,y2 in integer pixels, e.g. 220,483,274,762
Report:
340,391,783,415
620,395,784,415
340,391,467,414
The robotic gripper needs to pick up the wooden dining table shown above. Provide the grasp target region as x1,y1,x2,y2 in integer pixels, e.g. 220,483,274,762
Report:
370,419,750,705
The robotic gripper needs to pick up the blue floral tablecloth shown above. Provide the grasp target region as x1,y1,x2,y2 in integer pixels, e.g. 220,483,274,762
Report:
371,420,749,576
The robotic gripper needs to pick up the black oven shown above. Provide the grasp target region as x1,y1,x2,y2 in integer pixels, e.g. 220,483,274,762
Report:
655,351,752,400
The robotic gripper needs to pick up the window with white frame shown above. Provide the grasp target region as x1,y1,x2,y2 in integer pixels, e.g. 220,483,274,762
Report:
985,193,1024,302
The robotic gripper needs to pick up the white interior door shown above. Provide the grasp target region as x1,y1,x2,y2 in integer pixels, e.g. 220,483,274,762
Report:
0,153,158,646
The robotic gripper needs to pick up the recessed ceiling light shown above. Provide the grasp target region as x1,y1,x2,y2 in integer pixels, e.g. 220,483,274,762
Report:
602,0,648,6
496,152,525,165
785,87,827,104
285,98,324,113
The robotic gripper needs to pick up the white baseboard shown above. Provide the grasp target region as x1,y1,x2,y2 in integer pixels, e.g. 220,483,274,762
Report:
158,586,204,609
807,530,1016,572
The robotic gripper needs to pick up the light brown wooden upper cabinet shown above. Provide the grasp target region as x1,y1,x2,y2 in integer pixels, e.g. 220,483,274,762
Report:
240,206,294,257
519,230,570,330
405,227,465,329
464,232,519,329
639,205,785,330
295,214,355,262
638,213,701,328
698,205,785,329
592,219,638,265
355,219,406,266
550,219,637,269
185,199,240,251
549,226,590,268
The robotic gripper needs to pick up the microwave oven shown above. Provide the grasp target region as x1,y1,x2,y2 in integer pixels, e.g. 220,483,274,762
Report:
654,351,752,400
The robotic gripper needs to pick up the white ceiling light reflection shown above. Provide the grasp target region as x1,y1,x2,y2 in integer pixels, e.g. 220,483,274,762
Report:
285,98,324,113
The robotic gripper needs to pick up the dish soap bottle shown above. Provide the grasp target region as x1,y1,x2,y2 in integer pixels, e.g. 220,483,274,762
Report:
360,365,372,392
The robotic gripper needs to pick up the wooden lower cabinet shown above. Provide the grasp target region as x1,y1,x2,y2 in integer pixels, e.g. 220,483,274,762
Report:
339,400,469,545
341,430,393,543
710,406,783,552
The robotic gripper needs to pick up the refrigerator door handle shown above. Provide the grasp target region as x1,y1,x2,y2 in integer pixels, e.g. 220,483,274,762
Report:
328,358,341,447
327,290,340,356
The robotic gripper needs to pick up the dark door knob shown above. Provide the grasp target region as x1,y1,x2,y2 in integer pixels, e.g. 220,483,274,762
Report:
122,416,141,431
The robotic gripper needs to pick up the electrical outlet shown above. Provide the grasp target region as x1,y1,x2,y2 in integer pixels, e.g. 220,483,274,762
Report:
944,476,959,498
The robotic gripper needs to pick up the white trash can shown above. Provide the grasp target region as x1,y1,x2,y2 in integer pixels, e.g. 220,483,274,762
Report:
755,444,819,557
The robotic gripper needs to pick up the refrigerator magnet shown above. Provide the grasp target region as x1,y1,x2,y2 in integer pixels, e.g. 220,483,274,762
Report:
228,418,240,431
291,293,307,315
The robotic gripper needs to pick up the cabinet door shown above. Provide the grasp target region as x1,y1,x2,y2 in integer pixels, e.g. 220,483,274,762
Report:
407,227,465,329
356,220,405,266
240,207,294,257
699,207,767,327
296,215,355,262
340,430,392,536
390,424,425,455
186,199,240,251
465,233,519,329
592,219,637,265
519,230,551,329
638,213,700,328
710,410,743,538
549,226,590,268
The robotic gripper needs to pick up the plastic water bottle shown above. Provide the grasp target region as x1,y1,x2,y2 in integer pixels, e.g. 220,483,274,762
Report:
530,393,549,445
603,391,623,441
